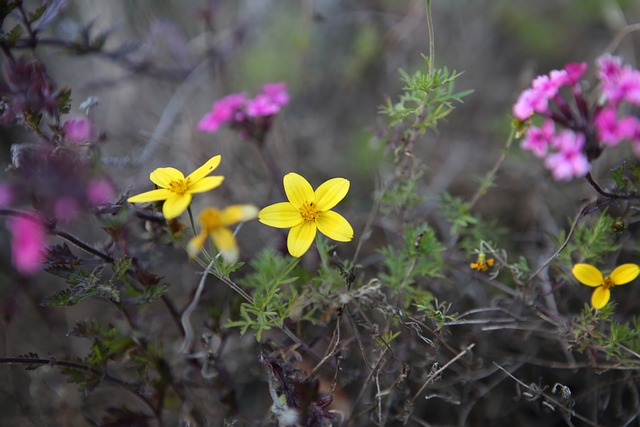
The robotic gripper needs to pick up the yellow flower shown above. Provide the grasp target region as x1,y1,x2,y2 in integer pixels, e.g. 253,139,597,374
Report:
572,263,640,309
470,253,494,272
258,172,354,258
187,205,258,263
127,155,224,219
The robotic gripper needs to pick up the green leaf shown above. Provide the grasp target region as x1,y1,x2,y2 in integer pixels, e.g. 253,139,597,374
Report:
28,3,48,23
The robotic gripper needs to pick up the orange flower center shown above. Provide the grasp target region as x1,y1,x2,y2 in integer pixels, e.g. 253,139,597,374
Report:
602,276,615,289
199,208,221,231
168,179,189,195
299,201,320,223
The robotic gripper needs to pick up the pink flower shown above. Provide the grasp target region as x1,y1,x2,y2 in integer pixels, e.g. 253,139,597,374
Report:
260,82,289,107
86,178,114,206
598,55,640,106
0,183,13,207
246,94,280,117
595,107,640,146
597,55,623,84
197,93,247,133
63,117,93,144
513,88,536,120
564,62,587,85
544,130,590,181
533,70,568,99
521,120,555,157
54,197,79,223
7,214,47,275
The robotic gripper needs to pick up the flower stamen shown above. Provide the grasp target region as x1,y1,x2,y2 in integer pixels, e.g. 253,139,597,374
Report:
299,201,320,222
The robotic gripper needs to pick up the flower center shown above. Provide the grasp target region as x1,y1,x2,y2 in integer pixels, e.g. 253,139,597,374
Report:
168,179,189,195
602,276,615,289
199,208,221,231
299,201,320,223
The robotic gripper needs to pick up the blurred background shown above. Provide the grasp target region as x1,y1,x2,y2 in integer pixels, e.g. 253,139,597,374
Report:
2,0,640,425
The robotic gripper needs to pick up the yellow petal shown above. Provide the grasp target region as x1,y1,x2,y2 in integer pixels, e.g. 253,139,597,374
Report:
284,173,314,209
210,227,239,264
186,155,222,184
314,178,350,212
572,264,603,287
259,202,302,228
610,263,640,285
162,194,192,219
317,210,353,242
188,176,224,193
287,222,316,257
128,188,173,203
150,167,184,188
187,232,208,258
591,286,610,309
221,205,259,225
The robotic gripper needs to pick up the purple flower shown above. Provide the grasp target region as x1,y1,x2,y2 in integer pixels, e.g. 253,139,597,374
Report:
197,82,289,135
544,131,590,181
564,62,588,85
521,120,555,158
595,107,640,146
246,94,280,117
86,178,114,206
7,214,47,275
0,183,13,208
63,117,94,144
197,93,247,133
53,196,79,224
260,82,289,107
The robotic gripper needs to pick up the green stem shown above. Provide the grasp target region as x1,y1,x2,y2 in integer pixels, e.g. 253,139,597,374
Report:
187,206,197,236
426,0,435,76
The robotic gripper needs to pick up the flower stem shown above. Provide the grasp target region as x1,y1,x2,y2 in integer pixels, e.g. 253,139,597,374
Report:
187,206,197,236
425,0,435,77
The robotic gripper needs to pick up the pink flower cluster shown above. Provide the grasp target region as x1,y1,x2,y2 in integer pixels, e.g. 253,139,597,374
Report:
197,82,289,135
63,116,95,144
514,55,640,181
7,214,47,276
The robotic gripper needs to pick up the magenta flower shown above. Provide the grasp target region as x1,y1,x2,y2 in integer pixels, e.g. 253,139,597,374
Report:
86,178,114,206
0,183,13,208
7,214,47,275
521,120,555,158
260,82,289,107
197,93,247,133
198,82,289,138
544,131,590,181
246,94,280,117
54,196,79,224
63,117,94,144
514,55,640,182
595,107,640,146
564,62,588,85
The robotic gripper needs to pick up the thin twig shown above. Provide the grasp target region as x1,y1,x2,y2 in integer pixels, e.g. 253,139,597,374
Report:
409,343,476,404
179,257,217,354
494,362,597,426
526,203,591,285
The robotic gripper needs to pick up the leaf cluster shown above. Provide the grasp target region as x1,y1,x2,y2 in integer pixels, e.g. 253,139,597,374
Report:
226,249,301,341
380,56,473,134
378,224,444,298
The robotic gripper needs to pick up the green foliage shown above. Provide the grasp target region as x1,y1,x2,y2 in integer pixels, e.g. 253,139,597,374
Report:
555,213,621,267
381,56,473,134
415,299,457,332
226,249,300,341
610,161,640,194
572,305,640,362
379,224,444,297
438,192,477,237
41,265,120,306
380,178,421,214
